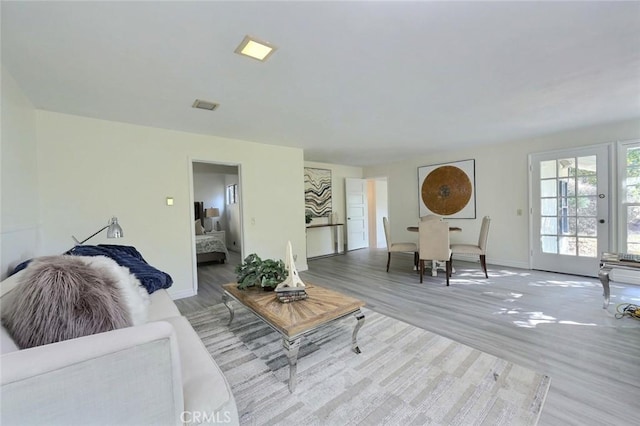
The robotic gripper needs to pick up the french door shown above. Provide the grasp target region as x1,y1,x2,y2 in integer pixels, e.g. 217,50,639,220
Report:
530,145,610,276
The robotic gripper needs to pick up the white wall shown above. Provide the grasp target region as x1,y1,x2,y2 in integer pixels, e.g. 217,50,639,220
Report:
0,68,39,278
367,180,378,248
5,68,638,286
304,161,363,256
35,111,307,298
375,179,388,249
365,118,640,269
224,174,241,252
193,164,227,232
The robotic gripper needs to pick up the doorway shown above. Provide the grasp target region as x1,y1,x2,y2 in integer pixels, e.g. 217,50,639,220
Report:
191,161,242,293
529,145,611,276
345,177,388,251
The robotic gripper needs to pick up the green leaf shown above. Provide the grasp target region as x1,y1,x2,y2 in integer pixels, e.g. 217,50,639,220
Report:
235,253,288,289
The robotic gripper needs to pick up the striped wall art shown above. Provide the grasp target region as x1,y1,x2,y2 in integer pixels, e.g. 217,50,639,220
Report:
304,167,332,217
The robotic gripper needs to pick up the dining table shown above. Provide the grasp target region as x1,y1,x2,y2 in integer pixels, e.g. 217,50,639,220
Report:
407,226,462,233
407,225,462,276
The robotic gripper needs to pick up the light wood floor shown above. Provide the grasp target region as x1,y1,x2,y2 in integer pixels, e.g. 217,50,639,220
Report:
176,250,640,426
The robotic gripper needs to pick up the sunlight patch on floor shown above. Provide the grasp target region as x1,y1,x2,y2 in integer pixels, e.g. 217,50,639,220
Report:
482,291,523,302
558,320,597,326
529,280,599,288
493,308,597,328
453,268,531,279
447,278,489,286
492,270,532,277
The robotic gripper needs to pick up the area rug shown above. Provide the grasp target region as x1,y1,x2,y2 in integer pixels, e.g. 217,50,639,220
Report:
186,304,550,426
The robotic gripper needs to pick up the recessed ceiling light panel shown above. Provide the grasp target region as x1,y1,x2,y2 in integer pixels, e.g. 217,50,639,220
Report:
234,35,277,61
192,99,219,111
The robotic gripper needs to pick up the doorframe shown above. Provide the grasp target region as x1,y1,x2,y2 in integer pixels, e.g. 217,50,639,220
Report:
366,176,389,249
344,176,389,251
188,158,244,296
527,142,615,273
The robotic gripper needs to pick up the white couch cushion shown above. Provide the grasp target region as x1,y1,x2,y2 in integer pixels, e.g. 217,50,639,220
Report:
1,326,18,354
1,321,184,426
0,269,26,298
162,316,239,425
1,271,24,354
148,289,181,321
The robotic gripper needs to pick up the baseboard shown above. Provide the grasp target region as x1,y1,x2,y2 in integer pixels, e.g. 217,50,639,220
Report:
169,288,197,300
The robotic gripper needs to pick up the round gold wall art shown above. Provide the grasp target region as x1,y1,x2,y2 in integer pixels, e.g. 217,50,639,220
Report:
421,166,472,215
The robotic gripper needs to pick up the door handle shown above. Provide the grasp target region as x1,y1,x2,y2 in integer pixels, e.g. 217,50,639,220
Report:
599,219,605,224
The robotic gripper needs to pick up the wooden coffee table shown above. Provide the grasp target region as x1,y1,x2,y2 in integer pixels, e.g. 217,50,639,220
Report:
222,282,365,393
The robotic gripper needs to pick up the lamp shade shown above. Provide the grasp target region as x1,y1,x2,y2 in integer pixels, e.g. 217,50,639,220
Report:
106,217,123,238
205,208,220,218
72,216,124,247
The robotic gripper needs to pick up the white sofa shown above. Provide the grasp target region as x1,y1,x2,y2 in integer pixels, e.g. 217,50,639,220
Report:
0,270,239,426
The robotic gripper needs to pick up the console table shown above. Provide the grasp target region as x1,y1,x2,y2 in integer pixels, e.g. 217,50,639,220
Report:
306,223,345,257
598,252,640,308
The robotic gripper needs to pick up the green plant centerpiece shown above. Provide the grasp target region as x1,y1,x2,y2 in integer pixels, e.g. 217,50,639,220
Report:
235,253,288,290
305,211,313,224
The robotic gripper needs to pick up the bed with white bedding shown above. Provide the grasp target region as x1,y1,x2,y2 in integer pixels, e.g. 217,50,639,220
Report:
194,201,229,264
195,234,228,264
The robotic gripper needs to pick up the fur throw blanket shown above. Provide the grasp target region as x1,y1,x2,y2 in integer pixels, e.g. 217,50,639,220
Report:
2,255,149,349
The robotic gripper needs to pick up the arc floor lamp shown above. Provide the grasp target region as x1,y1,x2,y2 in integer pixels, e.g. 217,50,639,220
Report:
72,217,123,245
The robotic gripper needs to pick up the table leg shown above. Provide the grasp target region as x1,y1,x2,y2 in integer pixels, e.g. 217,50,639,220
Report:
430,260,455,276
352,310,365,354
222,292,234,325
283,337,301,393
598,265,612,309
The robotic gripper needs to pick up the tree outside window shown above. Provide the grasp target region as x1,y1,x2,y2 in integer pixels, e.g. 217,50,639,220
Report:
624,144,640,253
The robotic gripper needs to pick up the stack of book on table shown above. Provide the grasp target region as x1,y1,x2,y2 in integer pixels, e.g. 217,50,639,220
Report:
275,286,308,303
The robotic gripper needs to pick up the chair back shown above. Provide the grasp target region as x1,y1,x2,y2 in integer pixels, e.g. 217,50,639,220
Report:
382,217,391,247
420,214,441,222
478,216,491,251
419,220,450,261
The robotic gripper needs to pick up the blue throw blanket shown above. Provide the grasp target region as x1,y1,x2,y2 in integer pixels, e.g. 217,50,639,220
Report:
13,245,173,294
67,245,173,294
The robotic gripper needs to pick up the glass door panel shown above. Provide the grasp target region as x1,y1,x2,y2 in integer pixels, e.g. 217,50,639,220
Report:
530,146,609,276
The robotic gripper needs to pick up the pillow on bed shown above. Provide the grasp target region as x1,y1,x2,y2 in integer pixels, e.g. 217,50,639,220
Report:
1,256,133,349
195,220,205,235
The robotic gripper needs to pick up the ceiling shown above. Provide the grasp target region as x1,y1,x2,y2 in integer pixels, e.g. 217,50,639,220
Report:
2,1,639,167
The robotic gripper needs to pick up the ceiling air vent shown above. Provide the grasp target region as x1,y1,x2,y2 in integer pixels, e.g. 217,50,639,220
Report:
192,99,219,111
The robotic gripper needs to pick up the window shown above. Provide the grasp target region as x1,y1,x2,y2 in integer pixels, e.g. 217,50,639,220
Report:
620,141,640,254
226,184,238,205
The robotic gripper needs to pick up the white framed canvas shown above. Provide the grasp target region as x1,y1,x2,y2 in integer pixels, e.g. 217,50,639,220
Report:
304,167,332,217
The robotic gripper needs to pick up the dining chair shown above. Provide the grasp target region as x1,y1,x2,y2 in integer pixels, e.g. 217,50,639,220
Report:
450,216,491,278
383,217,418,272
419,214,441,221
418,220,452,285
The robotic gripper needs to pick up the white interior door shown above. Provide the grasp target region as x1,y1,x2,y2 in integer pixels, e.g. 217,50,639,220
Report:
346,178,369,250
530,145,610,276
